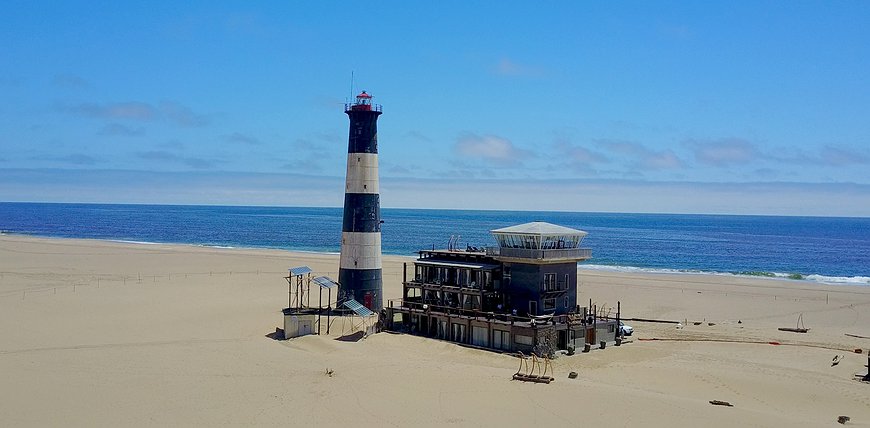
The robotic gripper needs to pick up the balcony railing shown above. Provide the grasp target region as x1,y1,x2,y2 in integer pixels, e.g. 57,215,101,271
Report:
407,277,493,291
387,299,605,327
485,247,592,260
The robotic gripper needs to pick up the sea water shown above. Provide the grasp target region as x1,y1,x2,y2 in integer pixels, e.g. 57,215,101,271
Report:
1,202,868,285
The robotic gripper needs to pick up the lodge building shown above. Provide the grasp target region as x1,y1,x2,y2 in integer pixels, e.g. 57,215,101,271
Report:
384,222,620,355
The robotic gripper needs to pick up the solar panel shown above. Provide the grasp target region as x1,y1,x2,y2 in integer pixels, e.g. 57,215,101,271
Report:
343,299,374,317
311,276,339,289
288,266,312,276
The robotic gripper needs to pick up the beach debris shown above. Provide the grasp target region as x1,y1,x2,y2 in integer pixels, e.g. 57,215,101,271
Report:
325,368,334,377
693,322,702,326
568,371,578,379
513,352,554,384
832,355,843,367
709,400,733,407
778,313,809,333
676,323,684,329
737,320,742,324
845,333,870,339
708,322,716,326
854,348,863,354
837,415,850,424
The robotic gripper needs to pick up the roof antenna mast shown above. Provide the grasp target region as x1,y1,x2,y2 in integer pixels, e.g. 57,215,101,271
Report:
349,71,355,103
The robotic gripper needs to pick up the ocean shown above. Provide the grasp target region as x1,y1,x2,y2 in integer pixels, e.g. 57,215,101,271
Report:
1,202,868,286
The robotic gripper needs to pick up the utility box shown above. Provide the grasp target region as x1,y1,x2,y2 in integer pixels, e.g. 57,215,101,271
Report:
283,309,316,339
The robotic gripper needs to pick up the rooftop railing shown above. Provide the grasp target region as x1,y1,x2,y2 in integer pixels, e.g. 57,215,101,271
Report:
485,247,592,260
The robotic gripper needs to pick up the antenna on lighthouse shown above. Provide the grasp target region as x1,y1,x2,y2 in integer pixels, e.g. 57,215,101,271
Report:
349,71,355,102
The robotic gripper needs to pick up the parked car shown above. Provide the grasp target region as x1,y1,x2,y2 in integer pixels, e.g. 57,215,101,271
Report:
619,321,633,336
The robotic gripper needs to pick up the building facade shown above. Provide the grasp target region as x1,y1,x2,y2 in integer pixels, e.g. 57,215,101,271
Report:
384,222,620,355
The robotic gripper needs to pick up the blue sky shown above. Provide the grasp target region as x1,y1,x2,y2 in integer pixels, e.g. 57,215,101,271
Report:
2,2,869,216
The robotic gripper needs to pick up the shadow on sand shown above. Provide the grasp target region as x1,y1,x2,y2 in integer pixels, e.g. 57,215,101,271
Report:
265,328,284,340
335,331,364,342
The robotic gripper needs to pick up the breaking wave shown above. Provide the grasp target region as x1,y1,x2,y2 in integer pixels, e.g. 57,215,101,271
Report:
579,264,870,286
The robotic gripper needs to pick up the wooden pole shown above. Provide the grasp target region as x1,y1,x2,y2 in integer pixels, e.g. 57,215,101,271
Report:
318,286,323,334
593,304,597,344
617,300,621,327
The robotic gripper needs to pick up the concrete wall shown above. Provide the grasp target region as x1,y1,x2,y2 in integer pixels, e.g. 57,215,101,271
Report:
284,313,316,339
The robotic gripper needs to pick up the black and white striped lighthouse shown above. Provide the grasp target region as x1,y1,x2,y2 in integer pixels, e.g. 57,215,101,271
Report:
339,91,383,311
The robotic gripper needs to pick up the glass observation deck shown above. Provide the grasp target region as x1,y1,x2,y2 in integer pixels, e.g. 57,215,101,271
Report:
488,221,592,261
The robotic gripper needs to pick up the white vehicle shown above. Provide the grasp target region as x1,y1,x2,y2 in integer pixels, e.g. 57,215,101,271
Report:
619,321,633,336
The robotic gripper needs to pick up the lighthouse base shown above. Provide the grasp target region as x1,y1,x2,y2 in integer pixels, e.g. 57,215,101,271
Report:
339,268,383,311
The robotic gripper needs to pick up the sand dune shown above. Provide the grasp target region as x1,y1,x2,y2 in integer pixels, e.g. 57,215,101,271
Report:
1,235,869,427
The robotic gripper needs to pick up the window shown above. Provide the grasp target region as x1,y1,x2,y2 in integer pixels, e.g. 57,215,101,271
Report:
451,323,466,342
514,335,533,346
543,273,556,291
564,296,569,309
503,265,511,278
543,298,556,311
493,330,510,350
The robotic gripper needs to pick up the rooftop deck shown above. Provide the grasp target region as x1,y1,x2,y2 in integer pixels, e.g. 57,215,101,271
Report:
485,246,592,261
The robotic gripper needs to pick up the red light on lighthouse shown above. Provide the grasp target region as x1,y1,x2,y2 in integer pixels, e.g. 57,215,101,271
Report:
348,90,381,112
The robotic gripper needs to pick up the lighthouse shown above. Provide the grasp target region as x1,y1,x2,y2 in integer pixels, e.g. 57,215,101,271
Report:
339,91,383,311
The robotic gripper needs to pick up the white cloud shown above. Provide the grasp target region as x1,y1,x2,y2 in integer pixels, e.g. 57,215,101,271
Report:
3,169,870,216
640,150,682,170
819,145,869,166
597,139,684,170
454,133,532,165
61,100,208,127
159,101,209,127
560,144,608,164
684,138,759,166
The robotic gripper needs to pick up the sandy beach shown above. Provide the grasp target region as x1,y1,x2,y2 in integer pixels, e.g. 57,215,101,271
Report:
1,234,869,427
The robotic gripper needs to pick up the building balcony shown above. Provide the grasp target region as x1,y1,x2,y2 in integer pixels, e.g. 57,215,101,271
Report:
406,277,494,292
485,246,592,261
